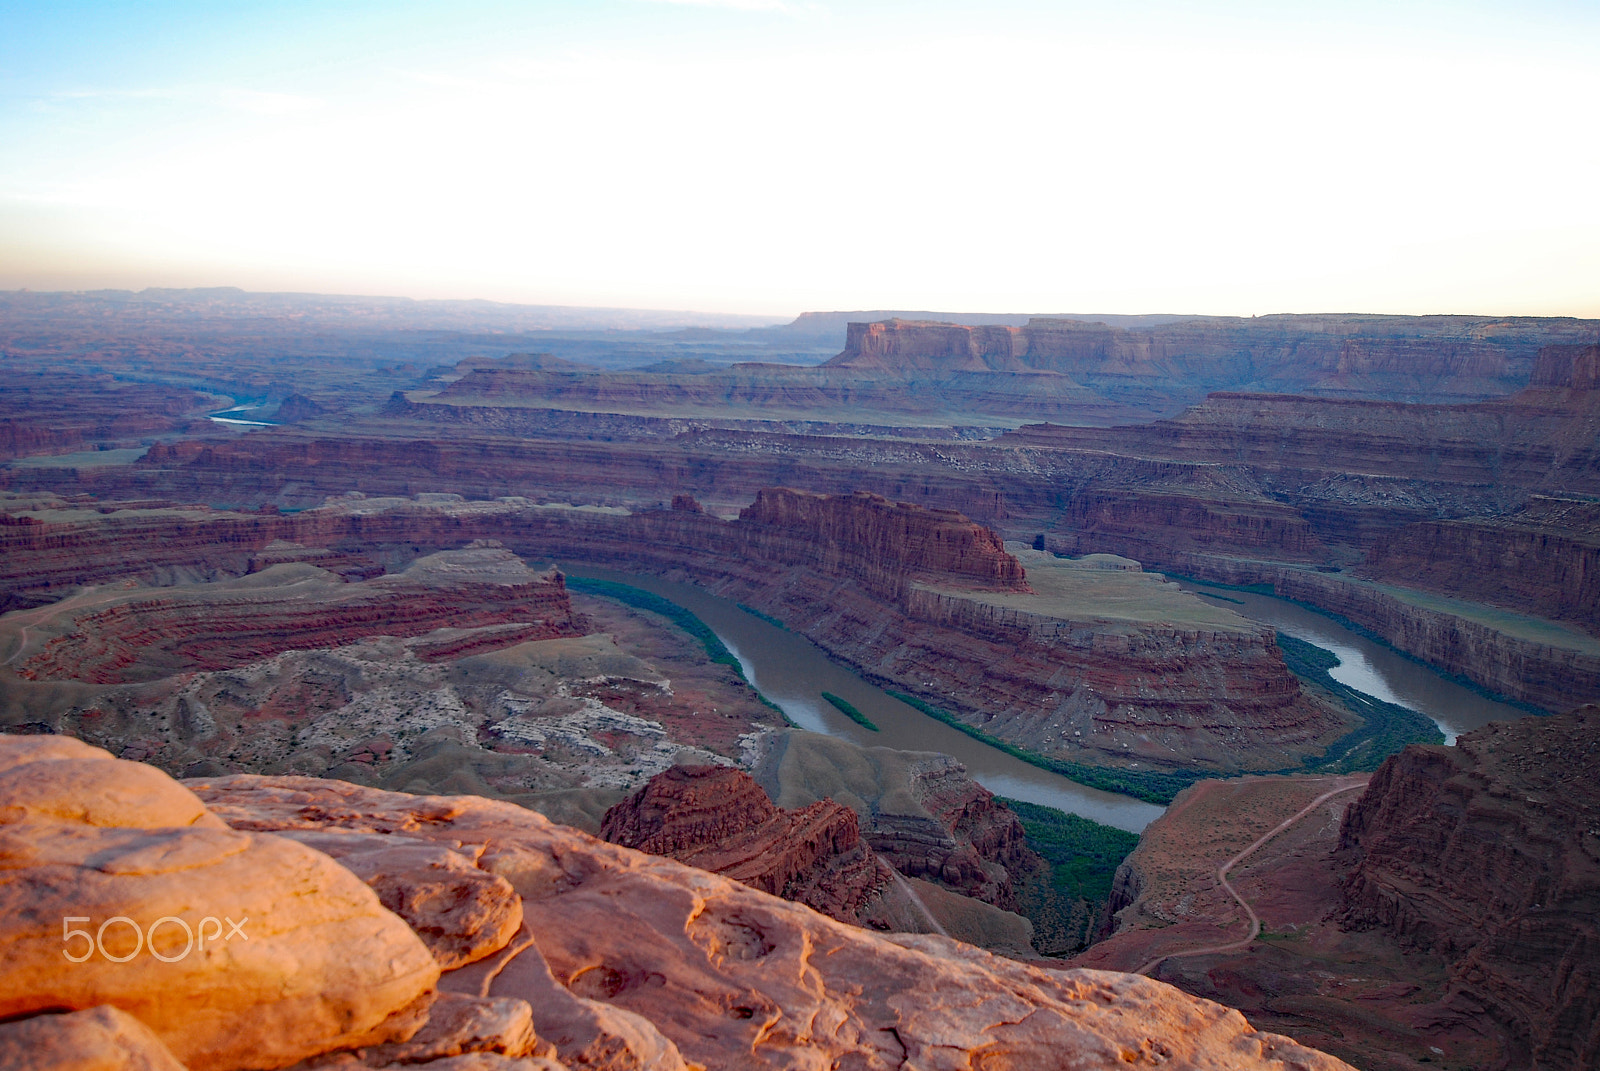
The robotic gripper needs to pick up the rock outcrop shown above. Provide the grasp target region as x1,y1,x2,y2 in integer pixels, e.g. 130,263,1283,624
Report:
15,545,580,685
737,486,1029,595
754,730,1038,908
599,764,902,928
191,768,1357,1071
0,736,443,1071
829,315,1600,406
1339,707,1600,1070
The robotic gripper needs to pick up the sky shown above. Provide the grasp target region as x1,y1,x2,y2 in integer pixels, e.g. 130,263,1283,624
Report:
2,1,1598,319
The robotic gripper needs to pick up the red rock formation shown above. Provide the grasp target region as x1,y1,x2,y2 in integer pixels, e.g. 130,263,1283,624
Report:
1339,707,1600,1071
1364,497,1600,636
188,770,1357,1071
1528,343,1600,390
1064,487,1326,561
600,764,896,926
0,374,210,461
739,486,1029,595
0,491,1337,773
16,545,581,684
830,314,1599,405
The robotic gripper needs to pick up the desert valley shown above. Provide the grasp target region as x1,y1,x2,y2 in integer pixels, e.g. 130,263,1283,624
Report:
0,288,1595,1070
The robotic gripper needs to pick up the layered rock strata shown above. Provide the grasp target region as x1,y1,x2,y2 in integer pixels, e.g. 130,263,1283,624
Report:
0,489,1340,774
14,545,580,685
1339,707,1600,1070
600,764,904,928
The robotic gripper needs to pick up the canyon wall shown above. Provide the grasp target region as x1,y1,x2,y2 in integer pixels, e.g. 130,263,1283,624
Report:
0,490,1338,775
1339,706,1600,1071
831,315,1600,405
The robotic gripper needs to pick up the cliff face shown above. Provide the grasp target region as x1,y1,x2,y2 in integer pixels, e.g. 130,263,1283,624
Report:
1528,343,1600,390
1364,499,1600,636
1339,707,1600,1071
0,374,209,461
829,315,1600,406
754,731,1042,913
738,486,1029,595
600,764,901,928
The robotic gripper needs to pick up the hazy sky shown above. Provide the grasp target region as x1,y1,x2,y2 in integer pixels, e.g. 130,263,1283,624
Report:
3,1,1598,318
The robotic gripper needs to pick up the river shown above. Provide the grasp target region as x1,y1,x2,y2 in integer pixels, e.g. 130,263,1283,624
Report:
1174,579,1531,744
561,566,1535,834
562,566,1167,832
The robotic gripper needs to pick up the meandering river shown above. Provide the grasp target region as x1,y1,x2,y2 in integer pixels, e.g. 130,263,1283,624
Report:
1174,580,1530,745
562,566,1535,833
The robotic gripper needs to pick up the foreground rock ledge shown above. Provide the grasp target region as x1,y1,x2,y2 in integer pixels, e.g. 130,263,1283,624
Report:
192,773,1354,1071
0,730,1354,1070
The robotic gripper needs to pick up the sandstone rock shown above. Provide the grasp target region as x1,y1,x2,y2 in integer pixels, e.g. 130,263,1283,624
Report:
0,736,442,1071
442,927,691,1071
194,773,1354,1071
363,992,540,1063
0,753,224,830
273,829,523,968
600,764,897,926
1340,706,1600,1070
739,486,1028,595
0,1005,187,1071
755,732,1034,908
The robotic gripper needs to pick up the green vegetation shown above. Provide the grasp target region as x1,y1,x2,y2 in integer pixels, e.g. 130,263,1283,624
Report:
999,797,1138,905
999,797,1140,956
1277,632,1445,771
885,691,1204,804
566,575,798,727
736,603,789,631
820,691,879,731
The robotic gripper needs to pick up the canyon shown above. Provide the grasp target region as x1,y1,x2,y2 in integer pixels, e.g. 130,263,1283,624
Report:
3,291,1598,1069
0,487,1350,778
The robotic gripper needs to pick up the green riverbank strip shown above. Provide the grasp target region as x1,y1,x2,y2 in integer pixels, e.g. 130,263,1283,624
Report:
890,632,1443,805
1276,633,1444,770
886,691,1202,804
999,797,1138,906
736,603,789,630
565,576,796,725
821,691,879,731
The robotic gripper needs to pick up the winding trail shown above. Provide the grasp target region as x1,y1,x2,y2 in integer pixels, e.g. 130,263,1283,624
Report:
1133,777,1367,977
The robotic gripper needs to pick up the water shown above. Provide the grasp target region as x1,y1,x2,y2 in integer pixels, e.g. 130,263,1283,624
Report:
207,402,277,427
562,566,1166,832
1174,580,1532,745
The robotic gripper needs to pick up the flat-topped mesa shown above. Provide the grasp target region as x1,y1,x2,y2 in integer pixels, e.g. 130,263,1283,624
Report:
828,320,1033,374
828,314,1600,404
737,487,1029,596
600,764,898,927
